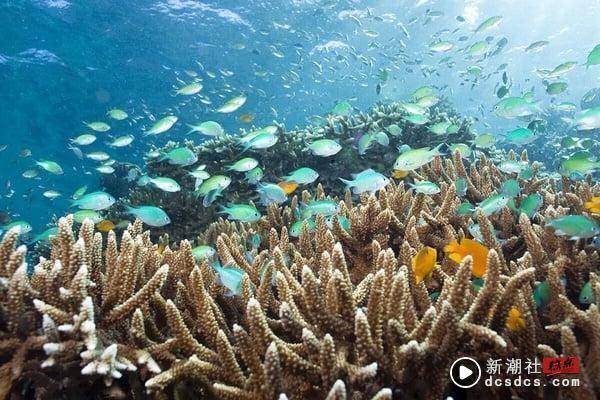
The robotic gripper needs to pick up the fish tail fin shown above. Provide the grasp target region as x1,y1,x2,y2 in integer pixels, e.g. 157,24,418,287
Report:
434,142,447,155
186,124,197,135
339,177,354,188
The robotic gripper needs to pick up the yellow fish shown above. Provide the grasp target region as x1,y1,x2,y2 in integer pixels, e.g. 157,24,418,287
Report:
443,238,489,278
506,307,525,331
239,114,254,123
96,220,116,232
277,181,299,195
585,197,600,214
392,169,409,179
411,246,437,284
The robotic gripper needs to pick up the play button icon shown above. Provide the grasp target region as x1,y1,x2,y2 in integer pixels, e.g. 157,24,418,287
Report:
459,365,473,380
450,357,481,388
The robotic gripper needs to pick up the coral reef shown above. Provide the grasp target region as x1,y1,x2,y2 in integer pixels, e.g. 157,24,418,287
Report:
107,99,474,242
0,150,599,399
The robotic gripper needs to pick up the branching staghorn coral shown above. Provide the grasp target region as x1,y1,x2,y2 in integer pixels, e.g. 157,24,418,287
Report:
0,151,599,399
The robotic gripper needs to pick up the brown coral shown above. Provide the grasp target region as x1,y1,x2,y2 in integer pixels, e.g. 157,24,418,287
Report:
0,151,599,399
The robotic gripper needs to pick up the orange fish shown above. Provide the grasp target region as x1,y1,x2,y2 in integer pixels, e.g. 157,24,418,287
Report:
506,307,525,331
411,246,437,284
443,238,489,278
239,114,254,123
585,197,600,214
392,169,409,179
96,220,116,232
277,181,299,195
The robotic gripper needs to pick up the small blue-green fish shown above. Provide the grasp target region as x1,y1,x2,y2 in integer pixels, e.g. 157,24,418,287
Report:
242,133,278,152
340,169,390,194
394,145,443,171
126,206,171,227
73,210,103,224
474,15,502,33
226,157,259,172
192,245,216,261
283,167,318,185
331,101,353,116
358,133,375,155
373,131,389,146
197,175,231,196
300,200,340,219
579,282,595,305
245,167,264,184
534,278,567,308
203,188,223,207
505,127,536,145
71,191,115,211
72,185,88,200
469,223,500,243
308,139,342,157
160,147,197,166
325,215,350,231
559,151,600,176
290,219,317,237
448,143,471,159
386,124,402,136
187,121,224,136
176,82,203,95
36,160,64,175
216,95,247,113
471,278,485,292
142,177,181,193
547,215,600,240
409,180,440,195
500,179,521,197
84,121,111,132
518,166,534,180
145,116,178,136
0,221,32,236
430,121,451,135
454,178,468,197
29,227,58,244
473,133,496,148
247,233,261,249
107,135,134,148
546,82,568,95
107,109,128,120
212,261,246,296
519,193,543,218
457,202,475,216
218,204,261,223
497,160,526,174
71,134,97,146
477,194,511,216
257,183,287,205
403,113,429,125
494,96,539,119
188,168,210,181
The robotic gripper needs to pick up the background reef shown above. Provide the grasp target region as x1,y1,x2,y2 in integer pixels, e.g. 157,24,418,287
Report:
100,98,474,244
1,148,599,399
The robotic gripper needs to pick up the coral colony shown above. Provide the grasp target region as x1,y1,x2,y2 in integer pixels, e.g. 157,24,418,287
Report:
0,110,599,398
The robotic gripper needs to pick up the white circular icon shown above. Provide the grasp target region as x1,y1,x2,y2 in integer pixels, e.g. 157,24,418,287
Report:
450,357,481,388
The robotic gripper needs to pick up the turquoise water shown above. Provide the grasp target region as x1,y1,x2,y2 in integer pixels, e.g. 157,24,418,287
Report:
1,0,599,237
